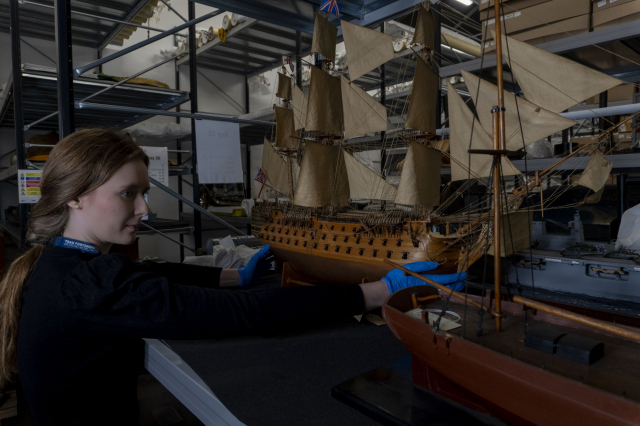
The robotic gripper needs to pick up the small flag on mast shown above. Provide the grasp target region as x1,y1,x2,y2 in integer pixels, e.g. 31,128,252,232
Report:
255,168,266,183
320,0,341,17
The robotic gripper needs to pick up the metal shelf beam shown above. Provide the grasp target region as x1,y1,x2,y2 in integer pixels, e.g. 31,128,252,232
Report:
175,18,258,67
440,20,640,79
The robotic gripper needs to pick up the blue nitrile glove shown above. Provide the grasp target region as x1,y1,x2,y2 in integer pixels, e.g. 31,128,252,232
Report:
238,245,275,286
382,261,467,293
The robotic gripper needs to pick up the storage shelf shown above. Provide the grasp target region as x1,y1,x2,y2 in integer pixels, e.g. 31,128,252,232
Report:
0,64,189,131
0,0,154,49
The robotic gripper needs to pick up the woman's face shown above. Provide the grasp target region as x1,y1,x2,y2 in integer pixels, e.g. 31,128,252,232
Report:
66,160,150,252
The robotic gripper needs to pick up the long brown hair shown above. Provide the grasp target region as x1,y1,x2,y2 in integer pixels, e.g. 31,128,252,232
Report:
0,129,149,387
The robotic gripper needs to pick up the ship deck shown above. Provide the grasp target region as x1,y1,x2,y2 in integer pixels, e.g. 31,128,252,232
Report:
422,297,640,404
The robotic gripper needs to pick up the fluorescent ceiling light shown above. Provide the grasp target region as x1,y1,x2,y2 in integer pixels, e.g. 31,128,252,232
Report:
455,0,473,5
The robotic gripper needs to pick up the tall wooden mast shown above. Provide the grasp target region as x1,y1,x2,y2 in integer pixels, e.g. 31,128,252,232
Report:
492,0,507,332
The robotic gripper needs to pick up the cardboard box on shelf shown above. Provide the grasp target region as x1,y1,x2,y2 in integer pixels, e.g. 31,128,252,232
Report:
571,136,595,146
592,0,640,27
592,0,636,12
619,115,640,134
481,0,552,19
585,85,639,105
593,11,640,30
483,15,589,52
484,0,591,40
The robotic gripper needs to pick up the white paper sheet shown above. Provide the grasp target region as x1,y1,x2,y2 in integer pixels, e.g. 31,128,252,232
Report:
195,120,243,184
140,146,169,187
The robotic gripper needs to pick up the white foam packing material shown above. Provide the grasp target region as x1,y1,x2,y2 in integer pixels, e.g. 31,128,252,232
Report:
183,244,260,269
616,203,640,251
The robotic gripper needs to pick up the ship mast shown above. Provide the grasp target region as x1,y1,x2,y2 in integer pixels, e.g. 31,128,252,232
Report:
492,0,506,332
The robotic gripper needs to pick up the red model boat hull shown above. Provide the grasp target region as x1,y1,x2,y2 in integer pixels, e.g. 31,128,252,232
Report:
382,287,640,426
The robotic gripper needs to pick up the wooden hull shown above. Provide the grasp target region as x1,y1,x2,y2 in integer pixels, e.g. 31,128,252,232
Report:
253,208,471,285
382,287,640,426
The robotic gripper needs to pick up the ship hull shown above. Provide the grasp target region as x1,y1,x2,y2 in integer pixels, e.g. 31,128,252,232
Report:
382,287,640,426
253,207,469,285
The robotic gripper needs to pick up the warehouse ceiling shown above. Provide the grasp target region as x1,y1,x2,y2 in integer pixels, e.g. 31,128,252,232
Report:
0,0,153,48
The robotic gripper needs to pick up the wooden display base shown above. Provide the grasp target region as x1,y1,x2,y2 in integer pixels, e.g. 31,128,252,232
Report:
281,262,320,287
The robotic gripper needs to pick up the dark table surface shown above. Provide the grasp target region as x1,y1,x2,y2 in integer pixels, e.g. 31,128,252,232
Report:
165,272,409,426
332,356,505,426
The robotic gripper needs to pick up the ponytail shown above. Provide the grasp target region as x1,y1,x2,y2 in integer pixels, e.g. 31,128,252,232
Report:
0,244,45,387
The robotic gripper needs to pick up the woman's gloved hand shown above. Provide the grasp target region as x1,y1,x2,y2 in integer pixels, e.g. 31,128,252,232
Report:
238,245,275,286
382,261,467,293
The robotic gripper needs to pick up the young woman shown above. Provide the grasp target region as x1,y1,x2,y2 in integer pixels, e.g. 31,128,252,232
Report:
0,129,465,425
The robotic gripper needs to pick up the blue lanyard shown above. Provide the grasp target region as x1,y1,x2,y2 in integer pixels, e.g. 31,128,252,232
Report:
51,236,100,255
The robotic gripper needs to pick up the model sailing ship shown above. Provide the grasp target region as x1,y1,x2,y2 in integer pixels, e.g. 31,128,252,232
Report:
250,2,640,423
252,4,633,286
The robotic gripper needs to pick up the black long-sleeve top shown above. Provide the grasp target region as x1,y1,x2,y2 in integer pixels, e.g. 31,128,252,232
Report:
17,244,365,425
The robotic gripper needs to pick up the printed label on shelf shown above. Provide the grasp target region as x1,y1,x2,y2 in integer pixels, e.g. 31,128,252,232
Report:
545,258,562,263
18,170,42,204
141,146,169,187
597,0,606,6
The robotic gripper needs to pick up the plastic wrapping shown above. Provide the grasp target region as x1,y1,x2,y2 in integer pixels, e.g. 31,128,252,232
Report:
183,245,259,269
525,139,553,159
615,203,640,250
124,121,191,141
241,199,255,218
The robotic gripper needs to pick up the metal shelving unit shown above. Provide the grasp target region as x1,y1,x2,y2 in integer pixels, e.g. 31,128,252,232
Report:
0,0,155,48
0,64,189,131
9,0,638,258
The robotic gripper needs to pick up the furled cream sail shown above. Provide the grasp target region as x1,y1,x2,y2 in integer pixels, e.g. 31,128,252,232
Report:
447,81,520,182
412,4,435,49
291,84,308,130
577,150,613,192
306,66,344,135
394,142,441,206
340,76,388,140
461,69,576,151
276,72,292,100
342,149,397,200
275,106,301,149
262,138,290,195
311,13,337,61
341,19,395,81
294,142,350,207
584,186,604,204
405,55,438,134
497,33,623,113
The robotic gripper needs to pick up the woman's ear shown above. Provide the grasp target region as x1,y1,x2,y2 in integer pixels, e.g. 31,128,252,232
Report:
66,199,81,210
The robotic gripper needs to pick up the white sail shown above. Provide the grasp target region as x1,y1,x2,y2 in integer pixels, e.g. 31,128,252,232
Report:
342,149,396,200
405,55,438,134
447,81,520,182
412,4,435,49
340,76,387,140
461,69,576,151
306,66,344,135
291,84,308,130
262,138,290,195
294,142,350,207
394,142,441,206
577,150,612,192
276,72,292,100
275,106,300,149
498,33,623,113
311,13,337,61
341,19,394,81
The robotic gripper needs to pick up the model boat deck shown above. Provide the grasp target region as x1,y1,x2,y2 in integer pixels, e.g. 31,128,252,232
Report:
416,296,640,404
